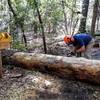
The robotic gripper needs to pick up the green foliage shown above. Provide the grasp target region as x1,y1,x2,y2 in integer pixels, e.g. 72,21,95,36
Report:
12,41,27,51
0,0,94,49
44,0,63,23
9,0,80,34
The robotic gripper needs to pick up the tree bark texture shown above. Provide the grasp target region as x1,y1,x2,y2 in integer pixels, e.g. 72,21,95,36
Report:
61,0,68,34
79,0,89,33
0,51,2,78
34,0,47,54
11,52,100,84
91,0,99,35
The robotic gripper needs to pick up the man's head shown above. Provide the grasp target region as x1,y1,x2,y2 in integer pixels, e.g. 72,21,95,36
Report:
64,35,74,44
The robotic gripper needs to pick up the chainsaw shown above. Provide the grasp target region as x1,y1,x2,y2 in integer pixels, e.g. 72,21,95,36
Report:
67,51,82,57
67,44,82,57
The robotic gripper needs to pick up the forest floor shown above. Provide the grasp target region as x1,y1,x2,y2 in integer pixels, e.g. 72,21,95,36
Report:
0,34,100,100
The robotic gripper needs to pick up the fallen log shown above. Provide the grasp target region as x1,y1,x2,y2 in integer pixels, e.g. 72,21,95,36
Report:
11,52,100,84
0,51,2,78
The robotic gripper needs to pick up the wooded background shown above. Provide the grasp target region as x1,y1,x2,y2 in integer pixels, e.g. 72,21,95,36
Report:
0,0,100,53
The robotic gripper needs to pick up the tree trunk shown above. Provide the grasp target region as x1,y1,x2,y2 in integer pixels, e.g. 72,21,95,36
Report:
7,0,17,18
21,24,27,48
72,18,79,35
8,0,27,47
91,0,99,35
11,52,100,84
69,0,77,35
61,0,68,34
96,16,99,31
79,0,89,33
33,21,38,38
34,0,47,54
7,0,18,28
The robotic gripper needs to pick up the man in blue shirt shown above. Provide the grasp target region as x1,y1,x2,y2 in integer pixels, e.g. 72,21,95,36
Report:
64,33,94,59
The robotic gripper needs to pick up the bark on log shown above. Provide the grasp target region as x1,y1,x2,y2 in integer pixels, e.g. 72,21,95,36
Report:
0,51,2,78
11,52,100,84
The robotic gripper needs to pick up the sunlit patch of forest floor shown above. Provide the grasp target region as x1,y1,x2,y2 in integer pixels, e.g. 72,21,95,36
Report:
0,35,100,100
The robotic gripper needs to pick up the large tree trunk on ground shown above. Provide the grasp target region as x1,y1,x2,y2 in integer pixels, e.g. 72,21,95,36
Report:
0,51,2,78
11,52,100,84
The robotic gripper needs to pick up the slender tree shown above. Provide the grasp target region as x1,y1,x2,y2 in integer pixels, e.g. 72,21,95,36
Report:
96,14,100,31
69,0,77,35
7,0,27,47
96,4,100,31
61,0,68,34
34,0,47,54
7,0,19,41
91,0,99,35
79,0,89,33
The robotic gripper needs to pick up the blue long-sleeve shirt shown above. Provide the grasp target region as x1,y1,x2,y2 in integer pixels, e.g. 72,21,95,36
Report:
72,33,92,48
